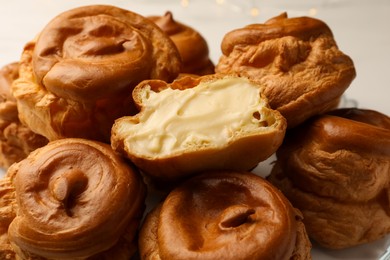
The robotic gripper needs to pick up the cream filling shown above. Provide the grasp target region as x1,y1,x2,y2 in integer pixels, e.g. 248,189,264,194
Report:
119,77,272,157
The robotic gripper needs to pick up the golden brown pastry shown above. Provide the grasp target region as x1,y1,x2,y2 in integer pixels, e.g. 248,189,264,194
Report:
12,5,181,142
139,171,312,260
6,138,146,259
148,11,215,76
215,12,356,128
0,173,16,259
268,108,390,249
0,62,48,168
111,74,287,182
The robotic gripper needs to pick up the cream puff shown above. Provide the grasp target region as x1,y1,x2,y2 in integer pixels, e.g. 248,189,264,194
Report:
268,108,390,249
111,74,287,182
216,13,356,128
148,11,215,76
6,138,146,259
0,62,48,168
12,5,181,142
139,171,312,259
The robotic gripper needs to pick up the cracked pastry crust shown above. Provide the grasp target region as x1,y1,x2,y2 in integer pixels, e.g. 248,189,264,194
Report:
267,108,390,249
0,173,16,260
139,171,312,260
0,62,48,168
215,12,356,128
111,74,287,182
12,5,181,142
6,138,146,259
148,11,215,76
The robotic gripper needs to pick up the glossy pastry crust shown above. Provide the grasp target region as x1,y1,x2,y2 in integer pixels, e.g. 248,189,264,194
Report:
0,62,48,168
139,171,312,260
12,5,181,142
148,11,215,76
111,74,287,182
6,138,146,259
268,108,390,249
215,12,356,128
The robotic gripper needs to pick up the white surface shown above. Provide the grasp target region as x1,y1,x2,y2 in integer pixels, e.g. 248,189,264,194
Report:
0,0,389,259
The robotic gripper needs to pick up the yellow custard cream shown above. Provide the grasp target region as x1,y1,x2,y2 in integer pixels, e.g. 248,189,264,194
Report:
123,77,272,157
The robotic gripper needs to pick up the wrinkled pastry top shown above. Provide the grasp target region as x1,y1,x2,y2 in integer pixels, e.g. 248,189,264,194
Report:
215,12,356,128
31,5,181,102
278,108,390,202
154,171,300,260
7,138,145,259
220,12,333,56
148,11,213,75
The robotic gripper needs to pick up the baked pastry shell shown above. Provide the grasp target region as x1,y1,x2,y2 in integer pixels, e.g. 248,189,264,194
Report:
111,75,287,181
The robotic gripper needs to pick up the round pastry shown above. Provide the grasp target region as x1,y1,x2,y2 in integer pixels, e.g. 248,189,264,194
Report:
0,62,48,168
215,12,356,128
111,74,287,182
6,138,146,259
0,173,16,259
139,171,312,260
12,5,181,142
267,108,390,249
148,11,215,76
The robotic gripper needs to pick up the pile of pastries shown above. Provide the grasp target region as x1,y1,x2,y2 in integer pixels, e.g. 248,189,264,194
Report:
0,4,389,260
